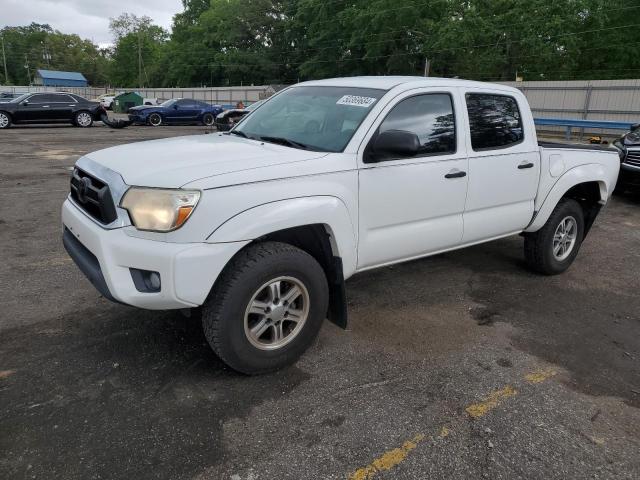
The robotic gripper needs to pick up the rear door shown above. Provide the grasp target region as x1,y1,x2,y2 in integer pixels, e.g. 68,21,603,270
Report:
357,88,469,269
460,90,539,243
48,93,76,120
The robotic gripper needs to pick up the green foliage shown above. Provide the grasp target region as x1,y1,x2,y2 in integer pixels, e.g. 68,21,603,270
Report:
2,1,639,87
0,23,108,85
107,14,168,87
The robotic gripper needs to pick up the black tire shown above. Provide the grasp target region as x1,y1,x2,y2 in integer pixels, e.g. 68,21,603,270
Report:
73,111,93,128
202,241,329,374
202,113,214,126
524,198,585,275
148,113,162,126
0,111,11,129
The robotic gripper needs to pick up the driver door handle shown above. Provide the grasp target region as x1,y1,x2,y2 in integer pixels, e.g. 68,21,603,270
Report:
445,169,467,179
518,162,534,169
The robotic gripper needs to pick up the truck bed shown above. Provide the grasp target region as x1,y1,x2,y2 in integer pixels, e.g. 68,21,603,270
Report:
538,141,616,152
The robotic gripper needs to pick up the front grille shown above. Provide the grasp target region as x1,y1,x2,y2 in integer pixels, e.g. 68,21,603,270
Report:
70,168,118,224
625,150,640,167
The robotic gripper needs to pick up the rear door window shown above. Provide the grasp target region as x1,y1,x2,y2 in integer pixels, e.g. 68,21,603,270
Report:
465,94,524,150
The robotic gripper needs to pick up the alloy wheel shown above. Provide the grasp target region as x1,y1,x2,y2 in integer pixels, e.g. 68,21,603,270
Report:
0,112,10,128
76,112,92,127
553,216,578,261
244,276,310,350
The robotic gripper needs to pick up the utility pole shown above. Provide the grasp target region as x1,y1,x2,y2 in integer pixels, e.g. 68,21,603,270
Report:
24,54,31,85
1,36,8,84
137,31,143,88
423,57,430,77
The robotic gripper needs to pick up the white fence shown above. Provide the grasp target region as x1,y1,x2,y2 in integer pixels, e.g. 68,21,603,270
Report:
499,79,640,137
3,79,640,136
0,85,276,105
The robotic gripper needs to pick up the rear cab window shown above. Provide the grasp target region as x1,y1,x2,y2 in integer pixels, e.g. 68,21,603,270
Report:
465,93,523,150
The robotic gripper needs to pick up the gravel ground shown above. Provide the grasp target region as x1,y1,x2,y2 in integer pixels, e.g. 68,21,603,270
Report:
0,123,639,480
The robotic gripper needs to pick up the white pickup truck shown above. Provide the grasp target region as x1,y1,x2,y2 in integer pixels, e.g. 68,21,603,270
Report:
62,77,620,373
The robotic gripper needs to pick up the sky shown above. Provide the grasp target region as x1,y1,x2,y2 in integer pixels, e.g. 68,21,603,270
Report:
0,0,183,47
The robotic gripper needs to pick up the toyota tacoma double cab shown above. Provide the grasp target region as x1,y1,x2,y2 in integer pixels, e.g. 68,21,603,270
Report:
62,77,620,374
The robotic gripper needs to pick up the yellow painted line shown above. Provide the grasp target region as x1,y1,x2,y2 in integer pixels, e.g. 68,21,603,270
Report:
0,370,16,379
525,368,557,384
465,386,517,418
348,434,425,480
347,368,560,478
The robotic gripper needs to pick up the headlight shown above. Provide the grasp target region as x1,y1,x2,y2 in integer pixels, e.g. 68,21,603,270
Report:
120,188,200,232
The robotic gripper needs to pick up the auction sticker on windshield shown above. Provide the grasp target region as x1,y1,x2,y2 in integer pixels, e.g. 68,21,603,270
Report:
336,95,377,108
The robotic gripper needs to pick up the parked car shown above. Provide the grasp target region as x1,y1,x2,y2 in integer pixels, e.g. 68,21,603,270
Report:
62,77,619,374
613,124,640,191
96,93,116,110
127,98,223,126
0,92,105,128
214,100,264,131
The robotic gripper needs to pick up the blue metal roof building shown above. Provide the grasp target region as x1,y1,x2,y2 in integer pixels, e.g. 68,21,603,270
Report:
34,69,88,87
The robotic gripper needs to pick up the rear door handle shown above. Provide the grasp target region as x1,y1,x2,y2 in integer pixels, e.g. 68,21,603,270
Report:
518,162,534,169
445,170,467,179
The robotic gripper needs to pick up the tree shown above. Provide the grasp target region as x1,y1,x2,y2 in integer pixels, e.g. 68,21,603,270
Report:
0,23,108,85
108,13,168,87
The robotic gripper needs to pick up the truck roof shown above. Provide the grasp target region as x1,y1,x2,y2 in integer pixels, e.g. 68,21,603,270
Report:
297,76,520,93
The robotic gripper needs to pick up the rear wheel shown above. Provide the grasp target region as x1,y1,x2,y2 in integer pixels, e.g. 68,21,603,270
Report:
0,111,11,129
201,241,329,374
148,113,162,126
74,111,93,128
202,113,214,126
524,198,585,275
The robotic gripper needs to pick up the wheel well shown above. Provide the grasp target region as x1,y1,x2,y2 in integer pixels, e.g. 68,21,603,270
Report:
561,181,603,236
256,224,348,329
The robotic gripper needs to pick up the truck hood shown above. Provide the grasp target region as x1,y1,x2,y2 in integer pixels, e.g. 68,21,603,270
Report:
81,133,329,188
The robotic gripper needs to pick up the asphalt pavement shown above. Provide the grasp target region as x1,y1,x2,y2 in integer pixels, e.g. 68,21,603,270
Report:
1,123,639,479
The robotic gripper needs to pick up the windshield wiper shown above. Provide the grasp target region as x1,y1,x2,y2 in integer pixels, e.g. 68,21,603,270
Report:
259,136,310,150
228,130,248,138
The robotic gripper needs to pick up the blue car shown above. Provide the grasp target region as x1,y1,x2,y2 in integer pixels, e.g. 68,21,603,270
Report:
128,98,223,127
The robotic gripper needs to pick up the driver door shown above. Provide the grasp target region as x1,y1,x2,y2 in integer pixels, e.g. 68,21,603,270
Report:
15,93,53,122
357,89,469,269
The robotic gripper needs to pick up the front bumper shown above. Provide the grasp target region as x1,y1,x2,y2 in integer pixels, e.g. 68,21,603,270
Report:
62,198,248,310
128,114,147,124
619,162,640,187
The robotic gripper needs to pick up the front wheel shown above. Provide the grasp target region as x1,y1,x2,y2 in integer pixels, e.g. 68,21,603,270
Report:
0,111,11,129
524,198,585,275
148,113,162,126
202,113,214,126
201,242,329,374
74,111,93,128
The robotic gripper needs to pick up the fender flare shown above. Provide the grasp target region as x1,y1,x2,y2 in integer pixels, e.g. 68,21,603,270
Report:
207,196,358,277
525,164,609,232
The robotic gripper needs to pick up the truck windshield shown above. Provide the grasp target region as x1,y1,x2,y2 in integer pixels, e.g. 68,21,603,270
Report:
233,86,386,152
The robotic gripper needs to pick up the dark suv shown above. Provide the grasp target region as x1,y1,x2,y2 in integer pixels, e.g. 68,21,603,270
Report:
0,92,104,129
614,124,640,191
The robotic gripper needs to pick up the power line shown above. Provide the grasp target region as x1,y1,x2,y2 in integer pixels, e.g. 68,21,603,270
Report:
152,22,640,70
149,2,640,60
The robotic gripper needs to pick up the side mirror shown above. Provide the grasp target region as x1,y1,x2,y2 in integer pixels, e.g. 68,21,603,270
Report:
22,100,29,105
368,130,420,161
173,104,179,110
631,123,640,131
